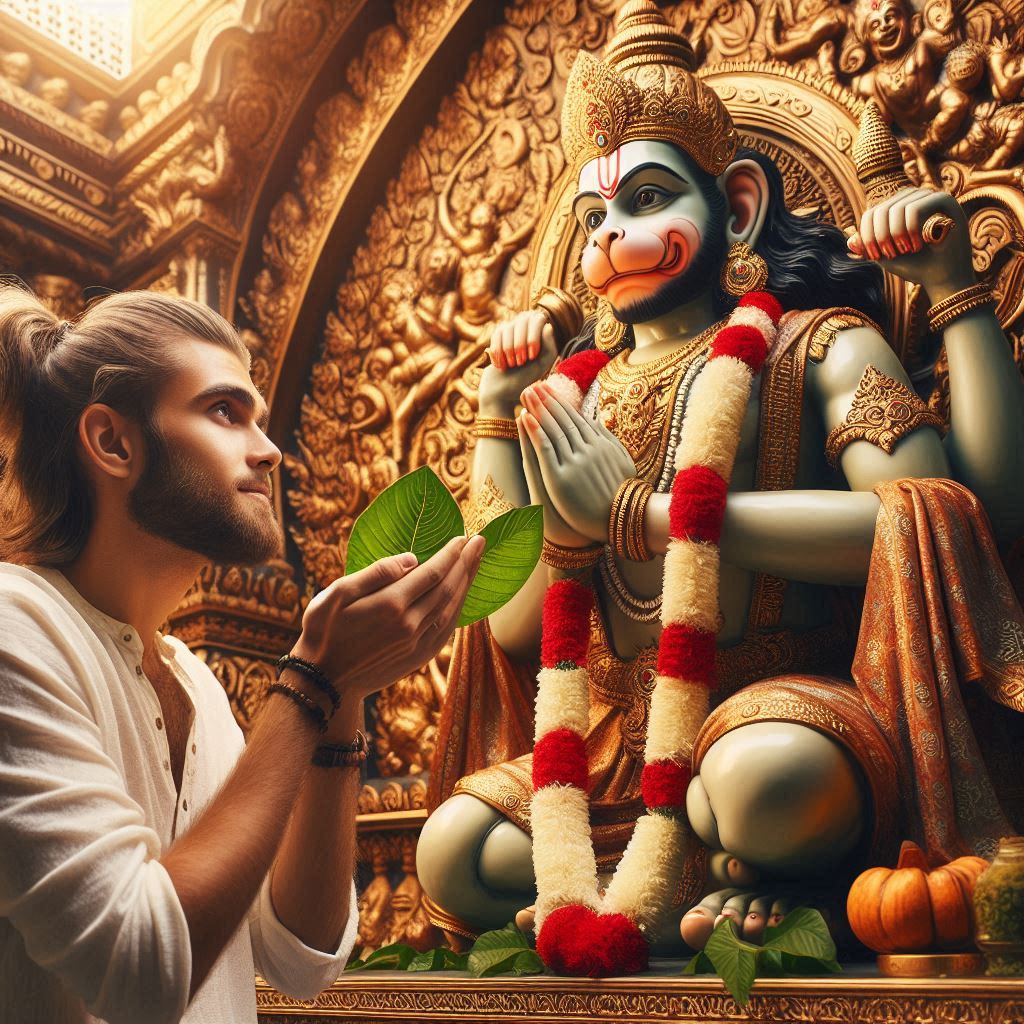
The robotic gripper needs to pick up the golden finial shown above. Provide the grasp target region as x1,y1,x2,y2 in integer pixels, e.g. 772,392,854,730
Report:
852,100,954,244
560,1,736,176
852,100,910,203
603,0,697,73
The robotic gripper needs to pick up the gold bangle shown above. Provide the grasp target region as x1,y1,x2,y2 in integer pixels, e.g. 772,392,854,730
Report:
927,283,992,332
628,481,654,562
541,538,603,570
473,416,519,440
609,478,654,561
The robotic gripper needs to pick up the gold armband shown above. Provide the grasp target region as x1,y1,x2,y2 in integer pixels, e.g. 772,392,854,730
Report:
541,538,603,571
609,477,655,562
825,365,946,466
927,283,993,332
533,285,585,347
464,475,515,536
473,416,519,441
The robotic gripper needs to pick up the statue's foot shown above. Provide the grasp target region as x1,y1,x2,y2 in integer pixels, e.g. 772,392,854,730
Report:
515,904,536,934
681,888,806,949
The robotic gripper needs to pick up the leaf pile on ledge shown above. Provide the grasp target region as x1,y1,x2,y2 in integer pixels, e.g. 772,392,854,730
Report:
683,907,841,1006
345,466,542,627
346,923,544,977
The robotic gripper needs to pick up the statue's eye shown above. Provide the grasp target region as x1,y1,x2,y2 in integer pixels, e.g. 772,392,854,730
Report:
633,187,667,211
585,210,605,231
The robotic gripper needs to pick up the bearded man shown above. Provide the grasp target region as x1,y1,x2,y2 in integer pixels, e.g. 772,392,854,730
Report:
416,1,1024,963
0,285,484,1022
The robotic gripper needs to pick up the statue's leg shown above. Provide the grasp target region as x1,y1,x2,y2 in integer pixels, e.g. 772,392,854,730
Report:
681,720,867,948
417,793,535,934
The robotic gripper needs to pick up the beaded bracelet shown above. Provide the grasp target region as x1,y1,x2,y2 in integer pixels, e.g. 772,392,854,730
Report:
267,681,328,733
312,730,371,768
276,654,340,713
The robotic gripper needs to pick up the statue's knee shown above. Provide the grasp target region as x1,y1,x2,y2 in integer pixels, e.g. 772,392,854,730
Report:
478,820,534,893
697,721,865,873
416,794,504,898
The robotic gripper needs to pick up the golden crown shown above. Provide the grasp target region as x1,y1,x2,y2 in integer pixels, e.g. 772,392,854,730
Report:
561,0,738,177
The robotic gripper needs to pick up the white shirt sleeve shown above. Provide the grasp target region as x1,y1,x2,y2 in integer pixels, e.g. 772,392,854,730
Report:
0,595,191,1024
249,873,358,998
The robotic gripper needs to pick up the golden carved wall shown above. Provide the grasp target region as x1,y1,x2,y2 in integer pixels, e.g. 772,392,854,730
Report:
4,0,1024,960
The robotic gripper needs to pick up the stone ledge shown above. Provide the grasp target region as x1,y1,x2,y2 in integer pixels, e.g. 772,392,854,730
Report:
256,970,1024,1023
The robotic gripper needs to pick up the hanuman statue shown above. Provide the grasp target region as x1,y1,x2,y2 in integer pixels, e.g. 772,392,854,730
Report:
416,0,1024,967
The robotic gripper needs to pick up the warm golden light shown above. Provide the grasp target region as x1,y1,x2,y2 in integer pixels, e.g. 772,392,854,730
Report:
0,0,133,77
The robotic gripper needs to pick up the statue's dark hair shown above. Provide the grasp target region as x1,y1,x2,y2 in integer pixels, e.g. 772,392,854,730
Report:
563,146,887,357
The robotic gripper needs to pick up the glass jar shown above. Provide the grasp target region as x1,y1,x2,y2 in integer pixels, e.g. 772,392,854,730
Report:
974,836,1024,976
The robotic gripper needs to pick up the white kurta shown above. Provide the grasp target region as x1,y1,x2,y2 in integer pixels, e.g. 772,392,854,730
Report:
0,563,358,1024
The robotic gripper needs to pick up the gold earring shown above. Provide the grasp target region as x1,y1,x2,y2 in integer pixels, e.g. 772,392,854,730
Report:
594,298,627,353
721,241,769,297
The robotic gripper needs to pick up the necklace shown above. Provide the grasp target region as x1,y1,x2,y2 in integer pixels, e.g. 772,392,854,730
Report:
531,292,782,977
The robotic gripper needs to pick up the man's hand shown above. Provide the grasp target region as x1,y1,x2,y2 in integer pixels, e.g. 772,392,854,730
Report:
292,535,485,699
478,310,558,416
519,380,636,543
846,187,975,301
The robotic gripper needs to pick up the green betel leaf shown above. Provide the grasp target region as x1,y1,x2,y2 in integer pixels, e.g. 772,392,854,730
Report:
407,948,469,972
345,466,464,577
779,952,842,975
703,919,759,1007
458,506,543,626
762,907,837,963
345,942,417,971
467,923,536,978
682,950,715,975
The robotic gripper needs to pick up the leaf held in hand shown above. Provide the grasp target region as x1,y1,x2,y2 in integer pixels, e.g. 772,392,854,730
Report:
346,466,464,577
458,506,543,626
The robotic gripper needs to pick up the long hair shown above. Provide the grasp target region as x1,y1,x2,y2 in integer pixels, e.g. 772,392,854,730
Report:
562,146,887,356
0,286,249,566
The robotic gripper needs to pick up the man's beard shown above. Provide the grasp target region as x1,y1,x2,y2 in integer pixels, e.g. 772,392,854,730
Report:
610,219,728,325
128,423,283,566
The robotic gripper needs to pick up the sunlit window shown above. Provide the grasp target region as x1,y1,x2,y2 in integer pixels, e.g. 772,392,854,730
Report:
0,0,133,77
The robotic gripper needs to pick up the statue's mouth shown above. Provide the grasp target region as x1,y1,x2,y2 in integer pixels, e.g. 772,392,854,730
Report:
592,240,687,293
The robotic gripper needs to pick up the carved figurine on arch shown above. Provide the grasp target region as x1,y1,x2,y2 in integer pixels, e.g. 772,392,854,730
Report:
415,0,1024,977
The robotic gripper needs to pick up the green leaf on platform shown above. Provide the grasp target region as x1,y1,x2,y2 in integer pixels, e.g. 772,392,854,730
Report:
467,923,544,978
407,948,470,972
762,907,837,962
345,942,417,971
682,950,715,975
704,919,759,1007
458,505,543,626
345,466,464,577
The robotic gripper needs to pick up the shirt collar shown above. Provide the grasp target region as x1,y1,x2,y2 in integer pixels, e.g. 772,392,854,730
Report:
30,565,179,662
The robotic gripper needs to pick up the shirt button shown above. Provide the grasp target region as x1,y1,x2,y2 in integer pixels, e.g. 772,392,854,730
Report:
155,718,163,730
182,800,188,812
135,665,143,676
123,633,131,643
163,760,170,771
191,743,197,754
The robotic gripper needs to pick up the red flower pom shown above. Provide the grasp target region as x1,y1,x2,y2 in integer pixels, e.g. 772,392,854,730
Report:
641,759,692,809
669,466,728,543
541,579,593,668
533,728,588,792
709,324,767,374
537,905,649,977
738,290,784,324
554,350,610,395
657,622,716,687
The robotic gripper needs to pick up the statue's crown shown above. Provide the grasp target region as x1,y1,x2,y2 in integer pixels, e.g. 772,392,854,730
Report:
561,0,738,177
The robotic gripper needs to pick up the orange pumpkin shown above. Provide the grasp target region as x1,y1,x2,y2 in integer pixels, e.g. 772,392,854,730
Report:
847,841,989,953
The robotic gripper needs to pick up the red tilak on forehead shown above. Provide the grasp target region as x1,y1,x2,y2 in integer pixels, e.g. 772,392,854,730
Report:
596,147,622,199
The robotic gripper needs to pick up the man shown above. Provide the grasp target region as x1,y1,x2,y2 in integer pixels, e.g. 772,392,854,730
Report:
0,285,484,1023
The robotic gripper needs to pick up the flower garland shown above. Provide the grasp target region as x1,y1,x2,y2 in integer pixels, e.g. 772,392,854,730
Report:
531,292,783,978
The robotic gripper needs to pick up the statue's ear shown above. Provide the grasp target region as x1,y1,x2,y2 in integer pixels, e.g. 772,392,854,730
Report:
720,158,770,248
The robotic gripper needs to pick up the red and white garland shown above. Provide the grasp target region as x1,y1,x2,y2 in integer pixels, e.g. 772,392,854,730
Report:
531,292,783,977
